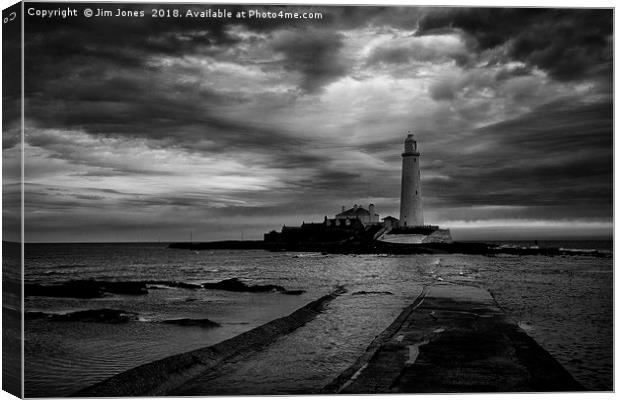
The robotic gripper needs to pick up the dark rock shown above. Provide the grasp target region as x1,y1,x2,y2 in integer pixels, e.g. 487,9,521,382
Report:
282,290,305,295
203,278,254,292
25,280,148,298
50,308,137,323
101,281,148,295
25,311,49,320
203,278,286,293
161,318,220,328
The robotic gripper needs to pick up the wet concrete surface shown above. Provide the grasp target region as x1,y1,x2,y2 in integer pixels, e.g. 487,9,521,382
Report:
327,283,584,393
74,282,586,396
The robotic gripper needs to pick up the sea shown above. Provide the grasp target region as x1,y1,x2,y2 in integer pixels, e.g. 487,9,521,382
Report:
22,241,613,396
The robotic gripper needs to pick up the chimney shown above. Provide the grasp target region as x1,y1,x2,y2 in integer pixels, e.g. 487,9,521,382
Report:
342,205,345,212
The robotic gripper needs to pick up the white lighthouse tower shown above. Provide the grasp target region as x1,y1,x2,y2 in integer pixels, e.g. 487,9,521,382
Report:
399,133,424,227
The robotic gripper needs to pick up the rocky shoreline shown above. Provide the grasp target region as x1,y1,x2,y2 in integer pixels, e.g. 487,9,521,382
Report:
25,277,305,299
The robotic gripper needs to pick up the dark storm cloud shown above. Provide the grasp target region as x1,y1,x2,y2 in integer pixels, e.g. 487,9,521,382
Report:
23,7,346,167
272,29,349,93
366,42,471,68
24,64,237,136
22,4,426,108
417,8,613,81
24,4,334,84
320,6,423,31
422,98,612,215
25,4,248,59
24,6,612,146
429,80,457,101
24,67,333,172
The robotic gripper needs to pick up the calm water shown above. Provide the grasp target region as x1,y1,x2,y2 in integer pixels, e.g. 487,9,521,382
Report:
24,242,613,396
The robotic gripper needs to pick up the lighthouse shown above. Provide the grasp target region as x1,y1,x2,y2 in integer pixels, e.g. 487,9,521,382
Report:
399,133,424,227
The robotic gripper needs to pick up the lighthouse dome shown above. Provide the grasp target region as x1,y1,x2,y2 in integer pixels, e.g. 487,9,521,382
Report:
404,133,418,153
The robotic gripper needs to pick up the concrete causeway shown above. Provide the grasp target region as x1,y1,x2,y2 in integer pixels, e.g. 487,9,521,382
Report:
324,283,584,393
75,283,584,396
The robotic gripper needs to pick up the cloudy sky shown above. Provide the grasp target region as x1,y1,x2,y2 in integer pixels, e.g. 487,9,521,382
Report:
5,4,613,242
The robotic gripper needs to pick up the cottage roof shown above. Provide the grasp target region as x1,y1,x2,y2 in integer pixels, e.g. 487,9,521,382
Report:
336,207,370,217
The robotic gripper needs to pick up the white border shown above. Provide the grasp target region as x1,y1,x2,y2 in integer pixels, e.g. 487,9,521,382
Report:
0,1,615,400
